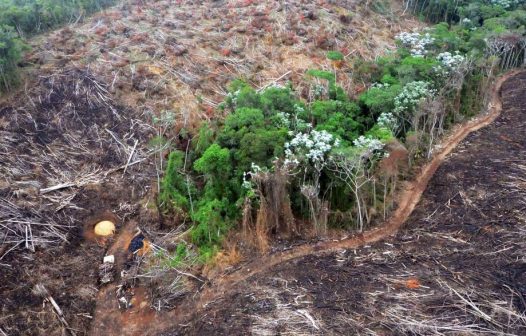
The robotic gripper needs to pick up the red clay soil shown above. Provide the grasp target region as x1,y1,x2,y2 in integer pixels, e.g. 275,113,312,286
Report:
153,71,526,335
88,70,525,336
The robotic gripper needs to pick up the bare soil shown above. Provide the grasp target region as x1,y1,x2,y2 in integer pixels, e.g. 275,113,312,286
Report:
156,71,526,335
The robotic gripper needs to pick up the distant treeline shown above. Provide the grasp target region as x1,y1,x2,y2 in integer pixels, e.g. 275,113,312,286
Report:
404,0,526,24
0,0,117,91
0,0,117,35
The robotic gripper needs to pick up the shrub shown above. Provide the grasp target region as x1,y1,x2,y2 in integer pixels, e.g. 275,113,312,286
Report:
159,151,193,218
309,100,365,143
326,50,344,61
190,198,230,260
218,106,287,174
395,56,440,83
0,24,25,91
359,83,402,119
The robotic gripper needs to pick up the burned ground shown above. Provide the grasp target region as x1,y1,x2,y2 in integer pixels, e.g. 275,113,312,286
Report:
0,69,156,336
160,73,526,335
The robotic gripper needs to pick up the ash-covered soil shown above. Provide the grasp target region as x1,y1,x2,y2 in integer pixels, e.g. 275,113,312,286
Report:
0,69,157,336
161,73,526,335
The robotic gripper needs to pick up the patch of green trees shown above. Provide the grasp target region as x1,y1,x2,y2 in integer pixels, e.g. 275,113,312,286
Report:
0,24,25,91
159,0,526,262
0,0,116,35
0,0,117,91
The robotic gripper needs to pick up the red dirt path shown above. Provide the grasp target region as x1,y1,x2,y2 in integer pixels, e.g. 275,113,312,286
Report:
89,70,524,335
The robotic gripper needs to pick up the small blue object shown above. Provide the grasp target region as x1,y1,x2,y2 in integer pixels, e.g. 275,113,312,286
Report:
128,233,145,253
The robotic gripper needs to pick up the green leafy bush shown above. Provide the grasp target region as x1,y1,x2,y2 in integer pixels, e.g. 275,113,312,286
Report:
327,50,344,61
359,84,402,119
190,198,230,261
309,100,365,143
159,151,194,218
0,0,118,36
0,24,25,91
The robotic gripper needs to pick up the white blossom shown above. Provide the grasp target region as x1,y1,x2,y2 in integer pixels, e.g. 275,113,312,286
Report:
371,82,390,89
353,136,387,160
396,31,435,57
490,0,523,9
436,51,465,71
353,136,384,151
394,81,435,115
377,112,398,131
242,163,266,192
275,112,291,128
285,129,338,166
264,83,286,90
294,104,305,114
227,89,241,106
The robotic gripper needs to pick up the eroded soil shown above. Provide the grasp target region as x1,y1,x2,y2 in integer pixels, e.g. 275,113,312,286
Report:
159,72,526,335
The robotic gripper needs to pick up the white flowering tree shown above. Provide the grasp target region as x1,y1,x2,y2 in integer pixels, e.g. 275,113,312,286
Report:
435,51,466,77
284,129,339,234
328,137,386,232
490,0,524,9
413,54,471,158
393,81,436,134
377,112,398,133
284,129,339,184
396,31,435,57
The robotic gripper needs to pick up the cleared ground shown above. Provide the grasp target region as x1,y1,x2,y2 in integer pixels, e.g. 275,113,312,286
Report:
160,72,526,335
1,1,525,336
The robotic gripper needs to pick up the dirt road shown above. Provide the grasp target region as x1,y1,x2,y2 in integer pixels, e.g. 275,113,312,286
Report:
157,72,526,335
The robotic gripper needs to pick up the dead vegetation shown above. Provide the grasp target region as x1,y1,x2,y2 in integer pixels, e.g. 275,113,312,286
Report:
0,68,154,259
27,0,424,132
0,68,157,335
159,72,526,336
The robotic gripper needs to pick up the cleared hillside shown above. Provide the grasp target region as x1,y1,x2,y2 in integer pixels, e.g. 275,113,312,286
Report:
161,70,526,336
27,0,423,128
0,1,423,335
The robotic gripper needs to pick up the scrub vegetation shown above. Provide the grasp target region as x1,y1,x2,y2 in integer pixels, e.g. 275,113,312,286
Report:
157,0,526,262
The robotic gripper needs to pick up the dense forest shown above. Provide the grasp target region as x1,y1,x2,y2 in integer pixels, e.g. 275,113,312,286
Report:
0,0,117,90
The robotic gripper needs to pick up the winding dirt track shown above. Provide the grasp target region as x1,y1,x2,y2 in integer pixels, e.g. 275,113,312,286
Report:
89,70,523,336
